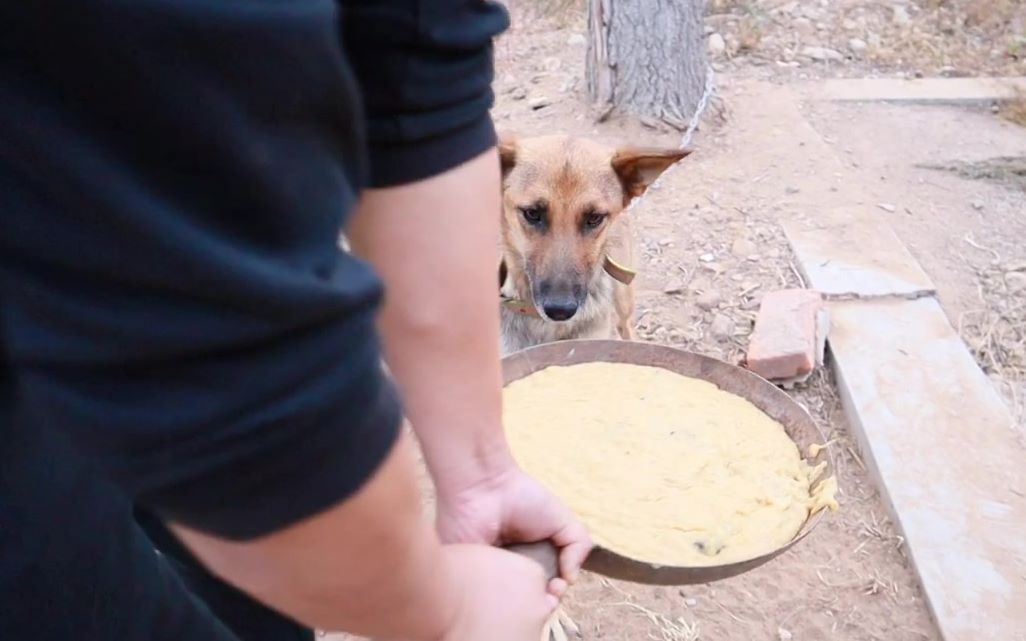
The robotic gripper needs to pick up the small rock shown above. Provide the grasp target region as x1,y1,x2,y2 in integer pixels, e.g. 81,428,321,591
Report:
660,237,675,247
697,289,723,310
732,238,758,257
971,200,985,211
566,33,586,46
848,37,868,53
510,86,527,101
699,252,715,262
794,17,813,31
663,280,685,295
877,202,897,213
786,185,800,194
778,628,793,641
684,597,698,607
528,96,551,110
708,33,727,55
801,46,844,62
777,1,799,15
1005,260,1026,272
892,5,911,25
1006,271,1026,294
710,314,735,341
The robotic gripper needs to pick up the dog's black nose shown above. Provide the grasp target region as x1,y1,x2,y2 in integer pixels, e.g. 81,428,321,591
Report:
542,301,578,321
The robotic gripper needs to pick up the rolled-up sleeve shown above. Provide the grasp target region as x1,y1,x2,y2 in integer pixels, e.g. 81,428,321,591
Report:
341,0,511,187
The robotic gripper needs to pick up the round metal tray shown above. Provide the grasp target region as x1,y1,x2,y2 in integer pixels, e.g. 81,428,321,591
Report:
502,339,835,585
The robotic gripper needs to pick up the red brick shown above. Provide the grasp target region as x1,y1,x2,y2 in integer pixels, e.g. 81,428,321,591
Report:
746,289,825,381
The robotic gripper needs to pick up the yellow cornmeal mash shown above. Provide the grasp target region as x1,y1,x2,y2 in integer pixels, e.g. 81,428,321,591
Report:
503,362,838,566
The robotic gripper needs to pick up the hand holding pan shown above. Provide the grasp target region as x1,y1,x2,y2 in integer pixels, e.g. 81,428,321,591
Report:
502,339,835,586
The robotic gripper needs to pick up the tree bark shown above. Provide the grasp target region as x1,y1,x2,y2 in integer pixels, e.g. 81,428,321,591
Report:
587,0,708,129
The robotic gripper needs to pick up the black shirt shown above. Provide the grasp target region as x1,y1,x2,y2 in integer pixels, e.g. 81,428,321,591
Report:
0,1,509,638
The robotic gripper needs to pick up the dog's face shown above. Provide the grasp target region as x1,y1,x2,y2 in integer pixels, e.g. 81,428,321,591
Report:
499,135,688,321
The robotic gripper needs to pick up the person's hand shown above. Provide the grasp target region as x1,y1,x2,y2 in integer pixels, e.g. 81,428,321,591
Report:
434,544,557,641
435,464,593,589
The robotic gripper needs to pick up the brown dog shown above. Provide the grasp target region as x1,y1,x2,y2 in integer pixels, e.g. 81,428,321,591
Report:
497,135,689,354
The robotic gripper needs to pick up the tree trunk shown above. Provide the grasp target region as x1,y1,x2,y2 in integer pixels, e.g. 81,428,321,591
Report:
587,0,708,129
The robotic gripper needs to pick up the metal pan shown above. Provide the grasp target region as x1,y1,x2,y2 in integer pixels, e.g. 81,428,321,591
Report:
502,339,835,585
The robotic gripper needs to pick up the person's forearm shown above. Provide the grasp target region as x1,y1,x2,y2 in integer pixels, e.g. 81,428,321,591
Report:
347,149,516,495
171,434,461,640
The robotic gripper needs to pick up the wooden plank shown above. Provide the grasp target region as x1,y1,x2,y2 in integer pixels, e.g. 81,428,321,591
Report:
829,297,1026,641
813,77,1026,104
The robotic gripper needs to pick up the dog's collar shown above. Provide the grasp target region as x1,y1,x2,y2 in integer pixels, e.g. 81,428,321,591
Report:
498,255,636,317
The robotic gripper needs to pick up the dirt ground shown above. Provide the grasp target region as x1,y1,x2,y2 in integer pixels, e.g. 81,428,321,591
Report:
327,2,1025,640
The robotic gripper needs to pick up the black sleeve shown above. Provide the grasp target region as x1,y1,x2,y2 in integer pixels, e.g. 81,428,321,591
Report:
0,1,401,539
340,0,511,187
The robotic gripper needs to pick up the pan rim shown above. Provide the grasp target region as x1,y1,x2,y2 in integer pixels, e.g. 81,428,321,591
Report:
501,338,835,585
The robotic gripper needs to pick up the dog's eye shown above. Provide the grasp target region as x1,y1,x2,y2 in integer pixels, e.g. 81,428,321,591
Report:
583,211,607,229
519,204,546,226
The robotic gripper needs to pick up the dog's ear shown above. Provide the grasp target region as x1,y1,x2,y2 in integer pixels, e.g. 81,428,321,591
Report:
611,148,692,202
497,135,517,178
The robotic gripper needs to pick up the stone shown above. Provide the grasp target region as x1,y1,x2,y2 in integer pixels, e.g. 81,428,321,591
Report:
877,202,897,212
731,238,758,257
566,33,586,46
1005,271,1026,294
849,38,868,53
663,280,685,295
710,314,735,341
699,252,715,262
510,86,527,101
892,4,911,25
529,96,551,110
971,199,985,211
696,289,723,310
708,33,726,55
801,46,844,62
542,57,562,72
746,289,825,381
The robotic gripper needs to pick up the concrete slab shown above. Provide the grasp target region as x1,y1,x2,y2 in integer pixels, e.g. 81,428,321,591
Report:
829,297,1026,641
813,77,1026,104
783,207,936,297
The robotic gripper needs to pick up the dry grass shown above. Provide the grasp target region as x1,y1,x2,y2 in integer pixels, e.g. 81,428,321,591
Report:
1000,89,1026,128
603,581,701,641
955,235,1026,438
514,0,585,26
